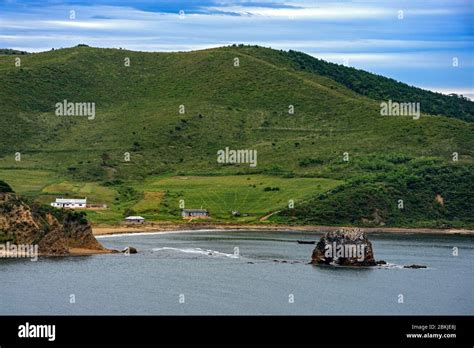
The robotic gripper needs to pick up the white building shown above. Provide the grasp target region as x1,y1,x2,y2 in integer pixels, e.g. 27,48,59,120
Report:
124,216,145,224
51,198,87,209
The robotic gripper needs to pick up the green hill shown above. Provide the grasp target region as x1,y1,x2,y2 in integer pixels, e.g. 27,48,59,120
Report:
0,45,472,227
284,49,474,122
0,48,29,56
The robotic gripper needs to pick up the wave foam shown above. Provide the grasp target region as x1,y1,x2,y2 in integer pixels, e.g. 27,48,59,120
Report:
152,247,239,259
378,262,404,269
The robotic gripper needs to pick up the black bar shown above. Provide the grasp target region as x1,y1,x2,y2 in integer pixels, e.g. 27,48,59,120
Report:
0,316,471,346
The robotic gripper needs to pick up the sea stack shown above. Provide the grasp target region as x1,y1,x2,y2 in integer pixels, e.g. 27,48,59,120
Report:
311,228,376,266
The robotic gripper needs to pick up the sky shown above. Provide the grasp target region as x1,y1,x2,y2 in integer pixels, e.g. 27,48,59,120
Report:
1,0,473,98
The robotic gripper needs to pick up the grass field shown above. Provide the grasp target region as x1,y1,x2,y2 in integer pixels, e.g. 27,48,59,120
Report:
0,169,342,224
132,175,342,221
0,169,58,195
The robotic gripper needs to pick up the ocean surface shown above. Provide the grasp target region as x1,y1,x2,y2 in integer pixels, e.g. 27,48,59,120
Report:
1,230,472,315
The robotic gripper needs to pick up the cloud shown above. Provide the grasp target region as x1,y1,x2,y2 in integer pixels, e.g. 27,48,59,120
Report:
204,5,390,19
422,87,474,100
203,1,460,19
42,20,135,29
307,52,473,68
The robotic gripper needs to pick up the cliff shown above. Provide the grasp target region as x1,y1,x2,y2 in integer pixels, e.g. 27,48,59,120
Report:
0,181,108,256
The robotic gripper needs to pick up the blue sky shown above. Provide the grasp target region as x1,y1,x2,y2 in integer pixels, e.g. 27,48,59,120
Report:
1,0,473,98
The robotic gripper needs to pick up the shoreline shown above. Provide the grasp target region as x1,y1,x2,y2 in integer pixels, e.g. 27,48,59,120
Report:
92,222,474,236
68,247,116,256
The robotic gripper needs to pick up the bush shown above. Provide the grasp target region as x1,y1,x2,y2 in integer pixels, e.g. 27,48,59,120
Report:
275,163,474,228
263,186,280,192
299,158,324,167
0,180,13,193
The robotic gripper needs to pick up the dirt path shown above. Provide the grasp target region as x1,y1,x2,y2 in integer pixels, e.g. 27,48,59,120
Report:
259,211,281,221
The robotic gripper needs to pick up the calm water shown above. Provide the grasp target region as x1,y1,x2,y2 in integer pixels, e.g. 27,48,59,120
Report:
0,230,472,315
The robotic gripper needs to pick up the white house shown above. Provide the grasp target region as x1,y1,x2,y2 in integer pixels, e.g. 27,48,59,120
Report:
124,216,145,224
51,198,87,209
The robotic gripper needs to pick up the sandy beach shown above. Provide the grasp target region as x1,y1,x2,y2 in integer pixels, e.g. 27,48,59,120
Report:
68,247,116,255
92,222,474,236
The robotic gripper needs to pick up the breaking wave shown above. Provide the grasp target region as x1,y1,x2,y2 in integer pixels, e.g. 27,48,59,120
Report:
378,262,405,269
152,247,239,259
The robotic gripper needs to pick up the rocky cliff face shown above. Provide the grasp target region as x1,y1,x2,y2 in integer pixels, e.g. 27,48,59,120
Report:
311,228,376,266
0,187,106,256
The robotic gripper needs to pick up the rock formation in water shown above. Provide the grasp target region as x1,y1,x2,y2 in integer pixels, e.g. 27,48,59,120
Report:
122,247,137,254
404,264,427,269
311,228,376,266
0,180,107,256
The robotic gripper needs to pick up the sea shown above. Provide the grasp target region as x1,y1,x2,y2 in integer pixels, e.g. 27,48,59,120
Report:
1,230,472,315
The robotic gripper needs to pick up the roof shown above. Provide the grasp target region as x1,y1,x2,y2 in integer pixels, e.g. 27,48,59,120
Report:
55,198,87,204
182,209,208,213
125,216,145,220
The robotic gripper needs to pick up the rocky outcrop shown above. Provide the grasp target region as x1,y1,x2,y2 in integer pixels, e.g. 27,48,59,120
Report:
62,213,104,251
404,264,427,269
0,188,107,256
311,228,376,266
37,214,69,255
122,247,137,254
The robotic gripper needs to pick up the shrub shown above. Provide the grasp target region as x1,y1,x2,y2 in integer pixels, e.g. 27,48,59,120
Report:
0,180,13,193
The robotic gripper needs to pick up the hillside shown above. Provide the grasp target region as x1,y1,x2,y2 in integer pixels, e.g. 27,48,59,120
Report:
0,45,472,227
226,45,474,121
285,50,474,121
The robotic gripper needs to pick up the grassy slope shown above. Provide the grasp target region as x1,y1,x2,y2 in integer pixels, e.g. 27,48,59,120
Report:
132,175,342,221
0,45,472,226
233,45,474,121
